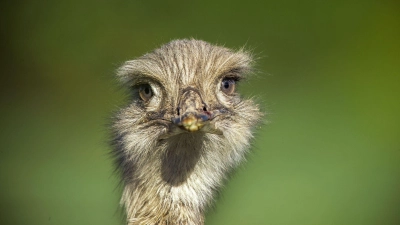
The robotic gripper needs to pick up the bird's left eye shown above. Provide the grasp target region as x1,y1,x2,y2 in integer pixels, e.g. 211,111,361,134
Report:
138,84,153,101
221,78,236,94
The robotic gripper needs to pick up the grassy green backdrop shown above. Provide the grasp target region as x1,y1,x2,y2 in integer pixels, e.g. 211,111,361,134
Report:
1,1,399,224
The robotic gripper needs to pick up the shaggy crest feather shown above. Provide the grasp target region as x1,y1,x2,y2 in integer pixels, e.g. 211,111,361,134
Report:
112,39,262,224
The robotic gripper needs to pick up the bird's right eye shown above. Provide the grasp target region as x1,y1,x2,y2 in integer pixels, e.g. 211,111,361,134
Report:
221,78,236,95
138,84,153,101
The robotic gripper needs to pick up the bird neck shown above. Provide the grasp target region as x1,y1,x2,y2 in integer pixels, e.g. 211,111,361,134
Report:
123,183,205,224
121,133,228,225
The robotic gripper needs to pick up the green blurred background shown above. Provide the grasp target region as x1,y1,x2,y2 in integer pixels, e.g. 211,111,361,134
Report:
1,1,399,224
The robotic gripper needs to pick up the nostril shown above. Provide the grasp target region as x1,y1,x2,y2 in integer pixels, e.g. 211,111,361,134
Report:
176,107,180,116
203,106,207,112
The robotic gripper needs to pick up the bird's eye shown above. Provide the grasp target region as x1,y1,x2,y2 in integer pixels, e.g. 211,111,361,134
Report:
138,84,153,101
221,78,236,95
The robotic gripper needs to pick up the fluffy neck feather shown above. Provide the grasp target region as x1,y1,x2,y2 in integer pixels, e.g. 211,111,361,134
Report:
118,128,252,224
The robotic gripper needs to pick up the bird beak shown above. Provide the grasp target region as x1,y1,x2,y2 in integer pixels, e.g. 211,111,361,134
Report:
171,87,212,132
172,112,210,132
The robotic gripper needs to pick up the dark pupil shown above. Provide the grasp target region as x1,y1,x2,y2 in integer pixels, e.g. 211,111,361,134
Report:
223,81,230,89
144,87,150,94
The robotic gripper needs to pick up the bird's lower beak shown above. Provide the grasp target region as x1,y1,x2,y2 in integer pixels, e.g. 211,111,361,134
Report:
172,112,210,132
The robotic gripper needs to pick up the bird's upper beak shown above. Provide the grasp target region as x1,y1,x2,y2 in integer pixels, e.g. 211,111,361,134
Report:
172,112,210,132
171,87,212,132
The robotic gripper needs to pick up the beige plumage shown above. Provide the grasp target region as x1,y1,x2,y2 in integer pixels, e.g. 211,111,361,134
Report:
112,39,262,224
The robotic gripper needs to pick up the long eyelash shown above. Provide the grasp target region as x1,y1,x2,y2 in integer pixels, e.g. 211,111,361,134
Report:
223,76,240,82
220,68,243,82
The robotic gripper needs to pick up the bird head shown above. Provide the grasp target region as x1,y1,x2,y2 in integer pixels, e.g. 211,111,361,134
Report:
113,39,262,190
115,39,260,139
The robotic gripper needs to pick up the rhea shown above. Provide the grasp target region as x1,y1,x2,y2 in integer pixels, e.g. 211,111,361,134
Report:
112,39,262,224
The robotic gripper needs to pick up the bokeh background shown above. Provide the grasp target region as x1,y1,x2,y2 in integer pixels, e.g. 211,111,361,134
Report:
1,1,399,224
